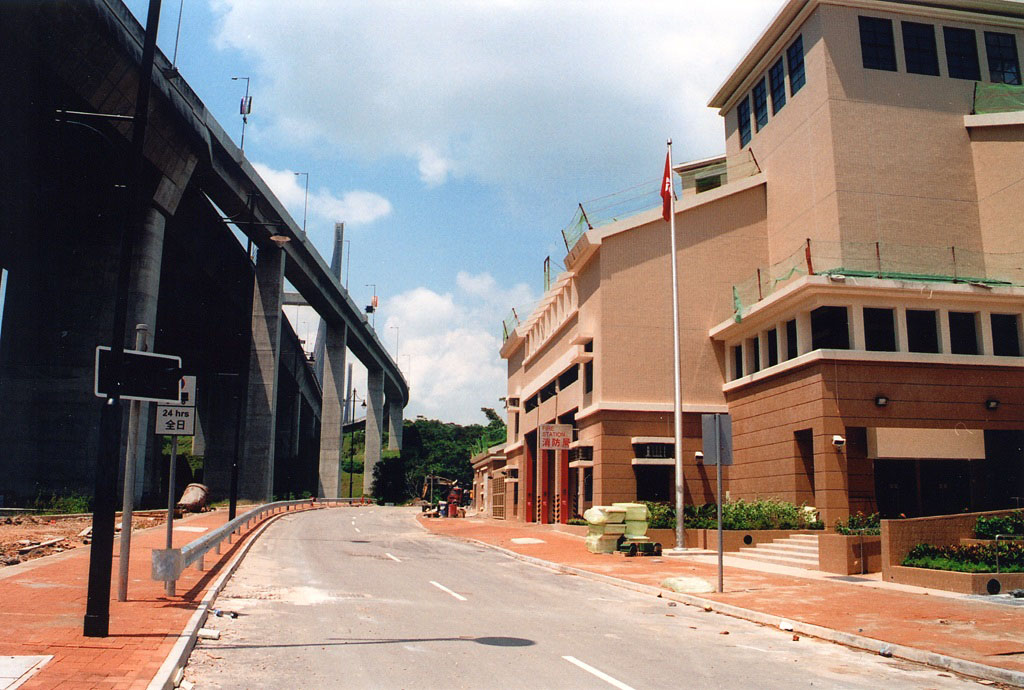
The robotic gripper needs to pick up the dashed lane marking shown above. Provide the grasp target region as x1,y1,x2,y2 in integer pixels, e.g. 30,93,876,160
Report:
430,580,467,601
562,656,636,690
385,553,401,562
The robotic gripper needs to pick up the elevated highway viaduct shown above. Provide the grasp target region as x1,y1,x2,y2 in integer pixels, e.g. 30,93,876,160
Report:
0,0,408,506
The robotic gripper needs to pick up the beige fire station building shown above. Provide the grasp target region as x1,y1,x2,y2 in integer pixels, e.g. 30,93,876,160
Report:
492,0,1024,528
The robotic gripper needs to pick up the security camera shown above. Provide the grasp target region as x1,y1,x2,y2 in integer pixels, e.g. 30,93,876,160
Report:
832,435,846,449
694,451,704,460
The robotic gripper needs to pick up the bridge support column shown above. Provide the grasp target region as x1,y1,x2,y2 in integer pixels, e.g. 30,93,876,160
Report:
124,205,167,505
387,395,403,451
240,245,285,502
364,367,385,496
317,321,347,498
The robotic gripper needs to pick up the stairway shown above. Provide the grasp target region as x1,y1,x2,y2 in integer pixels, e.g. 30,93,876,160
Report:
730,534,820,570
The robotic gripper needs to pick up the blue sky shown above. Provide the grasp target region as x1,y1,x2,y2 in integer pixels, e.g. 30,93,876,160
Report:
118,0,786,423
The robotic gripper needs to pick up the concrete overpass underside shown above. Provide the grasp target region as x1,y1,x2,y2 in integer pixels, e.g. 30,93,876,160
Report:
0,0,408,507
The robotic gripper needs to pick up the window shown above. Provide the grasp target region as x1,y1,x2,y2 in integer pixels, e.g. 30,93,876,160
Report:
732,345,743,379
944,27,980,80
769,58,787,114
787,35,806,94
767,328,779,367
583,361,593,393
558,365,578,390
524,394,538,412
750,336,761,373
752,79,769,131
569,446,593,463
539,379,557,402
902,21,939,76
634,443,674,459
695,175,723,193
906,309,939,353
583,468,593,501
864,307,897,352
811,306,850,350
737,97,752,147
785,319,798,359
991,314,1021,356
859,16,897,71
985,31,1021,85
583,339,593,353
513,412,519,440
948,311,979,355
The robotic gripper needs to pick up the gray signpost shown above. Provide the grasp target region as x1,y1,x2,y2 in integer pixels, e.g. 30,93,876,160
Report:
701,413,732,593
159,376,196,596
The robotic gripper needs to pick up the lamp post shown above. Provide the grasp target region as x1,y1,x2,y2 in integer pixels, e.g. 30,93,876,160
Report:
294,172,308,234
231,76,251,152
365,283,377,328
390,325,399,359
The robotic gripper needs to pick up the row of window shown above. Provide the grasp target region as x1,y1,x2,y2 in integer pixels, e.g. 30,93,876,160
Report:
730,306,1023,380
859,15,1021,85
738,34,806,147
520,361,594,414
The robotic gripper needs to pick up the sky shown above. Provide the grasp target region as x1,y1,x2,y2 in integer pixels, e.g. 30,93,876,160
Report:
119,0,787,424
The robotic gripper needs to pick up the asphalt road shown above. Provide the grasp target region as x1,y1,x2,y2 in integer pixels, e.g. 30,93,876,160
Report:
184,506,981,689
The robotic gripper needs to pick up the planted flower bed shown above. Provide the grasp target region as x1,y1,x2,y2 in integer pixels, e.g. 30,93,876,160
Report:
902,542,1024,573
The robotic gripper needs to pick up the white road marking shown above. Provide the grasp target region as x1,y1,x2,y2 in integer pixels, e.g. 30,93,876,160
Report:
736,644,772,653
429,580,467,601
173,526,208,533
562,656,636,690
354,527,361,533
385,553,401,562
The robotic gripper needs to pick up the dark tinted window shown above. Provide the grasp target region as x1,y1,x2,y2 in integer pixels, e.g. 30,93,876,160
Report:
992,314,1021,356
584,361,593,393
786,319,798,359
737,97,752,147
733,345,743,379
985,31,1021,85
753,79,769,131
811,306,850,350
787,35,806,94
944,27,980,80
767,328,779,366
864,307,897,352
558,365,578,389
902,21,939,75
751,336,761,373
949,312,979,355
769,58,787,114
860,16,897,71
906,309,939,353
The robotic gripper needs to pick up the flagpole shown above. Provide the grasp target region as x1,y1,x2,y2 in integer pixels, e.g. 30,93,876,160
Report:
666,139,686,552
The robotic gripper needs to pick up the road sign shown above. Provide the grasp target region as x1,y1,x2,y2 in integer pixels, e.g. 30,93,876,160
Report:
156,405,195,436
700,413,733,466
168,376,196,407
539,423,573,450
94,347,182,403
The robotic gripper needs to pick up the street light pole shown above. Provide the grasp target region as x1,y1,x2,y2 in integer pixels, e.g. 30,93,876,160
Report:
85,0,163,638
231,76,250,152
390,325,399,359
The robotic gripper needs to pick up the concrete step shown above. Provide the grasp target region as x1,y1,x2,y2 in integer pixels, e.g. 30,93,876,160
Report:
751,543,818,558
786,534,820,543
760,541,818,554
731,550,820,569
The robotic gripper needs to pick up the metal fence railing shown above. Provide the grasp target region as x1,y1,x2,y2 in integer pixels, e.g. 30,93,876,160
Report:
152,497,367,594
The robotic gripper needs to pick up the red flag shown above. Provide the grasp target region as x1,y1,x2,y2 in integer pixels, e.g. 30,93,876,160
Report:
661,151,673,222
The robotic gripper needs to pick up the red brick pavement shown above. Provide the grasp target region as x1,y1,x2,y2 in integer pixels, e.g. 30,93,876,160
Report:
0,504,322,690
420,516,1024,677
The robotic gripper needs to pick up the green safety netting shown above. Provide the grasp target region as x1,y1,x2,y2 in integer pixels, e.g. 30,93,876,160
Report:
732,239,1021,322
562,177,677,252
974,82,1024,114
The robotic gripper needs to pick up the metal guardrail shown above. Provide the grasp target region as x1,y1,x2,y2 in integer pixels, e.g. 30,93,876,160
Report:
994,533,1023,574
152,497,367,594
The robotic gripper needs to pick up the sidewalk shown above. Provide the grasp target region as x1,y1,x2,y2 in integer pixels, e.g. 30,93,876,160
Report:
0,505,313,690
420,515,1024,685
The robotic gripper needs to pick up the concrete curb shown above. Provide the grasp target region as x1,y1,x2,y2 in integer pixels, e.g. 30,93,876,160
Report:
146,506,323,690
438,529,1024,688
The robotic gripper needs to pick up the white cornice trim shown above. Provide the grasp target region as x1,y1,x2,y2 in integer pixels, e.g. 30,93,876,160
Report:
965,111,1024,128
576,401,729,422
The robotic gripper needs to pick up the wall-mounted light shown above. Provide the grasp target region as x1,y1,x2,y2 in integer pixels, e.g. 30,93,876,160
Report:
269,233,291,247
828,274,846,282
694,451,704,461
986,398,1000,410
874,395,888,407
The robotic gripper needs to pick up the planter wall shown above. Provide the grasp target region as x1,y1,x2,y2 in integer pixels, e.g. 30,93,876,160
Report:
888,565,1024,595
703,529,821,552
881,509,1022,575
646,528,704,550
818,533,881,574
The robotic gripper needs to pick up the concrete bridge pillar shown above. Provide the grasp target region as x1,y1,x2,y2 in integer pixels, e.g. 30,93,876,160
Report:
317,321,348,498
387,394,403,451
240,245,285,502
364,367,385,496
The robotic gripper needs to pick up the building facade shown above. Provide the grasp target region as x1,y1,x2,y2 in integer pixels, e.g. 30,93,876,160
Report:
500,0,1024,528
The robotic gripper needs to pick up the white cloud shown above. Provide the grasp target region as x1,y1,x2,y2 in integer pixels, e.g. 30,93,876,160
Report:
380,272,534,424
252,162,392,227
212,1,786,192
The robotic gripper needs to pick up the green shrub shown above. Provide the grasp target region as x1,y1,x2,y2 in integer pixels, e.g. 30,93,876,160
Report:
640,499,822,531
835,511,881,536
31,492,92,514
567,517,588,526
903,541,1024,572
642,501,676,529
975,511,1024,540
